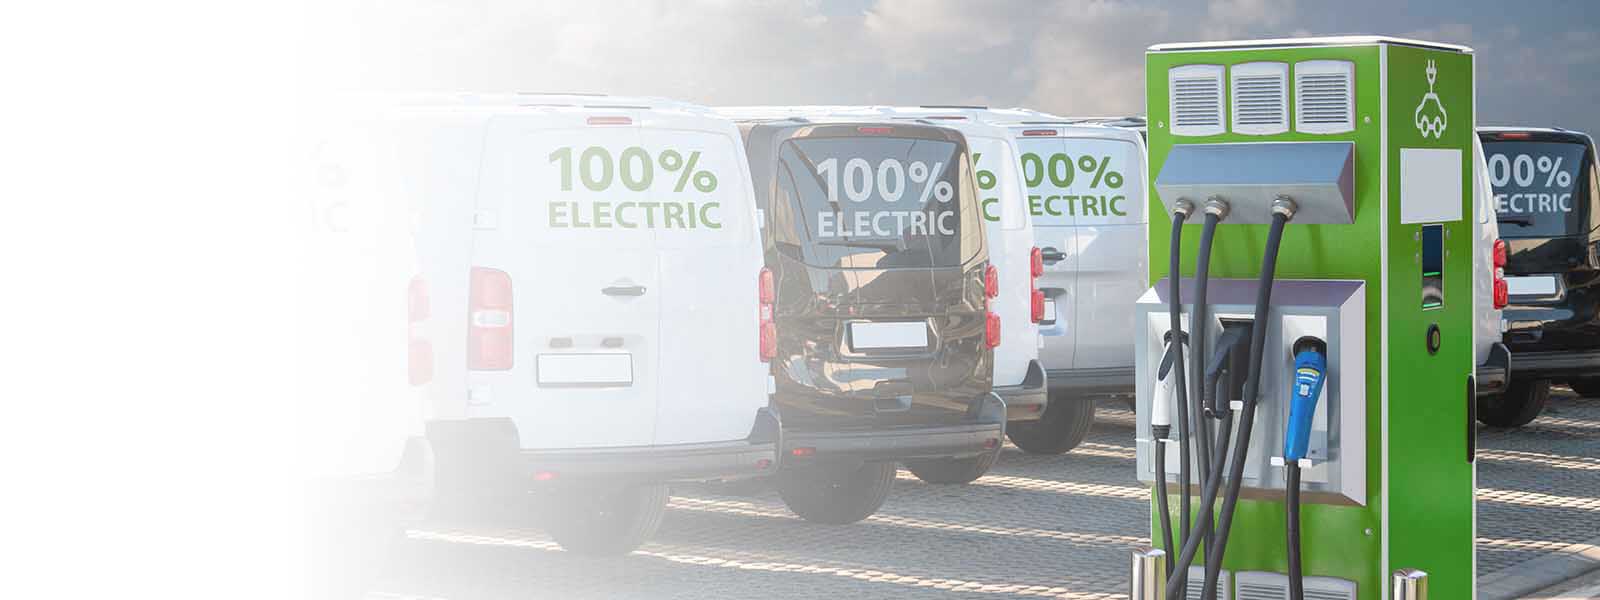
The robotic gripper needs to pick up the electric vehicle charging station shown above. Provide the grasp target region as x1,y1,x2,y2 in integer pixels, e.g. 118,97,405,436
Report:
1132,37,1478,600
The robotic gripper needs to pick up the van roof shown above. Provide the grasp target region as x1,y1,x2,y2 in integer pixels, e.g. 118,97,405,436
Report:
1479,126,1589,136
1149,36,1472,53
717,106,1140,138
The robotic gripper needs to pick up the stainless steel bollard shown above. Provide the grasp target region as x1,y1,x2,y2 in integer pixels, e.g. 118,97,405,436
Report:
1130,546,1167,600
1392,568,1428,600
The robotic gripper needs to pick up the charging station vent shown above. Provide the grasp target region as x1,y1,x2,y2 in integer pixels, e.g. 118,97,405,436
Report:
1231,62,1289,135
1170,64,1225,136
1233,571,1356,600
1185,567,1231,600
1295,60,1356,134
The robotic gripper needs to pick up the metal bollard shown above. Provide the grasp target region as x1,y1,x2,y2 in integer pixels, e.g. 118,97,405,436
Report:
1392,568,1428,600
1130,546,1167,600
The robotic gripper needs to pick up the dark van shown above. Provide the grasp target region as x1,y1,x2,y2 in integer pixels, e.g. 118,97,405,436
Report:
1478,127,1600,426
732,116,1005,523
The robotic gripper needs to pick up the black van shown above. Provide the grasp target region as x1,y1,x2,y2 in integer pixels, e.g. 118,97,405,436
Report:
735,117,1005,523
1478,127,1600,426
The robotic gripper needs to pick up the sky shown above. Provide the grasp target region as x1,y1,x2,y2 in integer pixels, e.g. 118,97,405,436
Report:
302,0,1600,134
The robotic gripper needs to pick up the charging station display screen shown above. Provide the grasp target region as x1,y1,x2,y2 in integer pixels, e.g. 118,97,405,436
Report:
1422,224,1444,308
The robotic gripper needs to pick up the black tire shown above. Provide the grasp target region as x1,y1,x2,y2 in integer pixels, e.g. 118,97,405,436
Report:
1569,377,1600,398
903,446,1000,485
544,484,668,556
1005,392,1096,454
776,461,895,524
1477,379,1551,427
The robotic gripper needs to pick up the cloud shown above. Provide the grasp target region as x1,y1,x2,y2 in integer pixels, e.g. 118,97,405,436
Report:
300,0,1598,135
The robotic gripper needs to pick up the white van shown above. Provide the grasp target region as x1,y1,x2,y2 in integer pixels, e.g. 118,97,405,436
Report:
1472,134,1511,395
296,99,443,593
406,95,779,555
731,106,1050,435
997,114,1151,452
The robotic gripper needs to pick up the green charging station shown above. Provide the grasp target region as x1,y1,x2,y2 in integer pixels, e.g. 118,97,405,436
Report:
1131,37,1477,600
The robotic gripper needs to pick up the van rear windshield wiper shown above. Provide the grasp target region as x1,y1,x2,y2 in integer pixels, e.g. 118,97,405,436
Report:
815,239,904,251
1499,214,1535,227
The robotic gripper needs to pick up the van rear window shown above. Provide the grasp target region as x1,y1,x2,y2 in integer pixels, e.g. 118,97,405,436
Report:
1485,140,1589,238
772,136,980,268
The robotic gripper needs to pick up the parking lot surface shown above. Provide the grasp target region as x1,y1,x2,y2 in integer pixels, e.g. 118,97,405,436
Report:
375,389,1599,599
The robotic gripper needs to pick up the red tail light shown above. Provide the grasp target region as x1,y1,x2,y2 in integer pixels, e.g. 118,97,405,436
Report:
468,267,513,370
1493,239,1508,268
985,312,1001,348
408,276,433,385
759,268,777,305
1493,276,1509,309
1029,247,1044,323
857,126,893,135
984,265,999,299
759,267,777,361
1021,129,1059,137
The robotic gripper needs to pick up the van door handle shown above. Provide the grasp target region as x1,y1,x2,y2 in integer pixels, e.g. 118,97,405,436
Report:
602,285,647,297
1040,247,1066,265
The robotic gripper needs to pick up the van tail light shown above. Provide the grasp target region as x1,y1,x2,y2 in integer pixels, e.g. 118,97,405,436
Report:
1029,247,1044,323
984,265,999,299
408,276,433,385
1491,239,1509,309
468,267,513,370
985,311,1002,349
759,267,777,361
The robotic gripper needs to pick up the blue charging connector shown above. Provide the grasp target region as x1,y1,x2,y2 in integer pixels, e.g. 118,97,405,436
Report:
1283,337,1328,463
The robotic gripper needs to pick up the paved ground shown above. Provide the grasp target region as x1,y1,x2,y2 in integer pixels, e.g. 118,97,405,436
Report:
371,388,1599,599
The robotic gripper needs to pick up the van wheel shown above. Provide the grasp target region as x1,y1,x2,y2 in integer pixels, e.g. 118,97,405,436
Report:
544,484,668,556
1005,394,1096,454
1477,379,1551,428
903,446,1000,485
1569,377,1600,398
776,462,894,524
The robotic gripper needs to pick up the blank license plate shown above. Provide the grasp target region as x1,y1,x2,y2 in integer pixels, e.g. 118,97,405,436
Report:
537,353,633,385
1505,275,1559,297
1043,300,1058,322
850,321,929,350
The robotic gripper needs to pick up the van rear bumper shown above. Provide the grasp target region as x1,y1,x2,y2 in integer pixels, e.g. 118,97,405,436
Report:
519,440,777,483
1046,366,1135,396
1475,342,1512,397
427,408,782,488
1507,349,1600,380
782,393,1006,465
998,360,1049,421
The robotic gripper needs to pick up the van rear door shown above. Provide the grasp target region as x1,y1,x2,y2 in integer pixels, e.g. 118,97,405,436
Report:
1060,133,1145,369
640,113,766,445
470,110,662,450
770,126,990,428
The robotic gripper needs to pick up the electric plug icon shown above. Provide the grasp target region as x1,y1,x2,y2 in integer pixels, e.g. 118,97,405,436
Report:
1414,59,1448,139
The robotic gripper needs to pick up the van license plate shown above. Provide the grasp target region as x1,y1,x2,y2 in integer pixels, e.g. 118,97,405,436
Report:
1043,300,1057,323
1505,275,1559,297
850,321,929,350
537,353,633,385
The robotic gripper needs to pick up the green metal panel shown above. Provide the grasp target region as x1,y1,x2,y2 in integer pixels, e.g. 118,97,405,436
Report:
1144,39,1475,600
1383,43,1477,600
